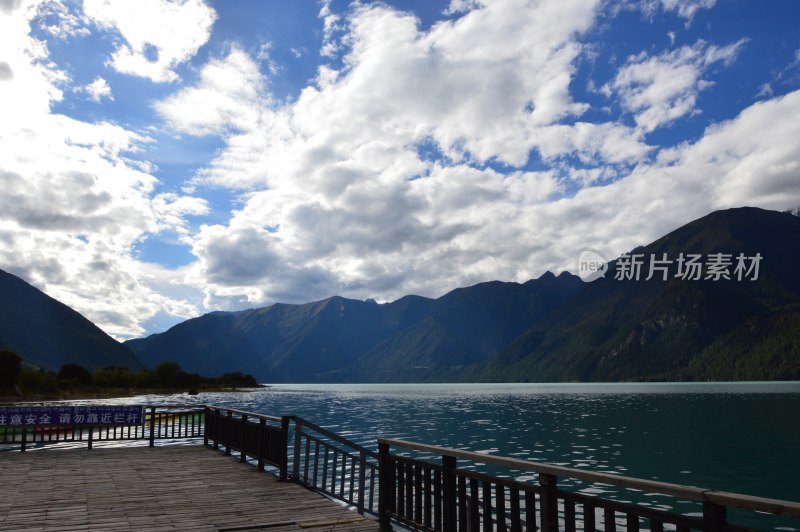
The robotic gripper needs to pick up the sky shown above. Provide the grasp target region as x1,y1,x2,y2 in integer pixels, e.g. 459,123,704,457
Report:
1,0,799,340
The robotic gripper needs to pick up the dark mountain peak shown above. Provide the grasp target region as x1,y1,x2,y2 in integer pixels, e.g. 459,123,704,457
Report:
0,268,142,371
208,310,238,316
523,270,580,289
474,206,800,383
660,206,799,244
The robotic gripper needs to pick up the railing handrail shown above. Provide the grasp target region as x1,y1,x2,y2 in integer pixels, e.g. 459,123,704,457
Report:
292,415,379,460
203,405,283,423
0,402,203,409
379,437,800,518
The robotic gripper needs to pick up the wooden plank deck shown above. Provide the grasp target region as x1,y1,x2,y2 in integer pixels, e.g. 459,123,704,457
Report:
0,445,380,531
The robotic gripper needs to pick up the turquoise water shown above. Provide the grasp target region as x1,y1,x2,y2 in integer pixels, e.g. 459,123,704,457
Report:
133,382,800,528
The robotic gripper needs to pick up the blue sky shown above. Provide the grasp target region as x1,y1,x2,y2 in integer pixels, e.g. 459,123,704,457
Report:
1,0,799,339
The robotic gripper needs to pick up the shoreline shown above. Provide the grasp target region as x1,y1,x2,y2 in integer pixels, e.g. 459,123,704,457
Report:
0,384,268,404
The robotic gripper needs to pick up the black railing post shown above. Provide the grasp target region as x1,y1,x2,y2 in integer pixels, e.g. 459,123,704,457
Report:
257,418,266,472
703,501,727,532
443,454,458,532
358,449,367,515
539,473,559,532
292,418,302,481
148,406,156,448
279,416,290,481
240,414,248,463
203,406,209,446
20,426,27,452
225,410,232,456
213,408,220,449
88,425,93,450
378,441,394,531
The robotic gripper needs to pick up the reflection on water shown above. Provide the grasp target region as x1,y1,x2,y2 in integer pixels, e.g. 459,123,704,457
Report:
61,382,800,529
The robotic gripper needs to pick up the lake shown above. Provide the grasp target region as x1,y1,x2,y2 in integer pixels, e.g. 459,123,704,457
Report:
123,382,800,528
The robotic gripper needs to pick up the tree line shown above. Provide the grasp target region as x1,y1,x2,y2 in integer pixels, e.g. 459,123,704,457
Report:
0,349,260,396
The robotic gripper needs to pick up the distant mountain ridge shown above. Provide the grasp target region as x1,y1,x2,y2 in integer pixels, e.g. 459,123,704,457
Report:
337,272,583,382
126,271,583,382
126,206,800,382
0,269,143,371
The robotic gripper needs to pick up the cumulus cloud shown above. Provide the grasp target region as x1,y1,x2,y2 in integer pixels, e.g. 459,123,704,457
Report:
80,76,113,102
0,6,206,337
82,0,216,83
152,193,209,236
671,90,800,210
155,46,267,136
606,39,747,132
160,0,651,196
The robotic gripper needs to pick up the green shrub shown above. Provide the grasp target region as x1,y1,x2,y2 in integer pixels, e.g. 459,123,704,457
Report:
92,367,133,388
57,364,92,386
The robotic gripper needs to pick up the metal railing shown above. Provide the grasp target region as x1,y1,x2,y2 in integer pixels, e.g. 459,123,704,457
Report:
377,438,800,532
291,416,380,516
200,408,379,515
0,404,204,450
203,406,290,479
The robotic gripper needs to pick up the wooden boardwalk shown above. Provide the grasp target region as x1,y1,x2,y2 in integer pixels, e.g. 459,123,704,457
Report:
0,445,380,531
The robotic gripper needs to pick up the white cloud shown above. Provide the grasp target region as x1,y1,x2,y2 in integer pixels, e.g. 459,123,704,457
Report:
155,46,268,137
318,0,344,58
154,0,657,308
660,0,715,21
152,193,209,236
82,0,216,83
606,39,746,132
81,76,113,102
163,1,799,314
671,90,800,210
756,83,773,99
160,0,633,191
443,0,482,15
36,0,90,39
628,0,715,22
0,5,206,338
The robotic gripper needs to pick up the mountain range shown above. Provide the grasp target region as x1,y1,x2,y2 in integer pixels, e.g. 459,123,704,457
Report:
125,270,583,382
1,206,798,381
